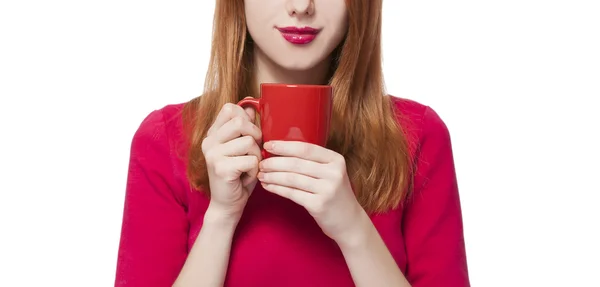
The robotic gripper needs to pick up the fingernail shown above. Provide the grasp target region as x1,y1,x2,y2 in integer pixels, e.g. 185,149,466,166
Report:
264,141,274,151
257,172,264,180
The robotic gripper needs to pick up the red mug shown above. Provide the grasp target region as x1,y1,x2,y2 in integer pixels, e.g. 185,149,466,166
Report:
237,83,332,158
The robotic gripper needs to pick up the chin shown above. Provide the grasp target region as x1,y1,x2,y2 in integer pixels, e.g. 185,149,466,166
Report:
253,37,335,73
276,59,322,71
271,48,330,71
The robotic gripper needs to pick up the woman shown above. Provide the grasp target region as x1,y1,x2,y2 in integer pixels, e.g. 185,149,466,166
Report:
115,0,470,286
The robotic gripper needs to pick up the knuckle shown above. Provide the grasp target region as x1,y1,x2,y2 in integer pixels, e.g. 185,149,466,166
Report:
201,137,212,154
289,159,300,172
335,154,346,166
243,156,259,173
221,103,234,115
233,116,245,128
294,162,306,176
231,103,246,116
254,125,262,136
242,135,255,147
213,161,229,177
223,102,235,110
250,156,260,168
284,173,296,184
330,169,345,182
203,150,217,164
300,144,311,157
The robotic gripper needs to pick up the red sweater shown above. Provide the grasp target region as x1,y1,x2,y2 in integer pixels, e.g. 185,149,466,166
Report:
115,97,470,287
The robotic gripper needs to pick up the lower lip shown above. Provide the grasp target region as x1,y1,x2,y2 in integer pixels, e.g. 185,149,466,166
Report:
279,32,317,45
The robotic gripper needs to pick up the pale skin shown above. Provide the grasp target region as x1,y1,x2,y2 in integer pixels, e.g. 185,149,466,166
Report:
173,61,412,287
173,0,411,286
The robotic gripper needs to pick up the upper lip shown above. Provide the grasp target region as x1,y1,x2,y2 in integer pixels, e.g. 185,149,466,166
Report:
276,26,320,34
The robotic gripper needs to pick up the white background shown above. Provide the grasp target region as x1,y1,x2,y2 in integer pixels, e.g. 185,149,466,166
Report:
1,0,599,286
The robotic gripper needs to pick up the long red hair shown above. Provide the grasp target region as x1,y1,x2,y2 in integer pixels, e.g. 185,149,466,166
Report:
182,0,411,213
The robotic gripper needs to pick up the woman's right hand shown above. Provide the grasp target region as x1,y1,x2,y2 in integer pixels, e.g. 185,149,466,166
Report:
201,103,262,221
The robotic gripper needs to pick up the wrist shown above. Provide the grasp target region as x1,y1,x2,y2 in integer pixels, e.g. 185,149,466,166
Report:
203,205,242,231
334,208,374,251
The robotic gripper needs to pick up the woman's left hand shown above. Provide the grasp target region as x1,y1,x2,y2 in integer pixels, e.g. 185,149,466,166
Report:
258,141,368,246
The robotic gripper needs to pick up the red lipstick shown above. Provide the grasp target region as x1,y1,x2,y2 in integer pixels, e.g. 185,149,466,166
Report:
276,26,320,45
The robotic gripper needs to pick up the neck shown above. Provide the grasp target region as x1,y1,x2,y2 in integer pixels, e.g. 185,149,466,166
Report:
252,46,331,94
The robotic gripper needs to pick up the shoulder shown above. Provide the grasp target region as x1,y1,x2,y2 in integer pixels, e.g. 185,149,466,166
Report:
388,96,457,197
139,102,186,132
129,102,188,179
133,103,187,145
387,95,452,153
130,102,190,201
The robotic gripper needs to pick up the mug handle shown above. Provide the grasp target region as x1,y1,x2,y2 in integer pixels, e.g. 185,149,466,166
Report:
237,97,268,159
237,97,260,111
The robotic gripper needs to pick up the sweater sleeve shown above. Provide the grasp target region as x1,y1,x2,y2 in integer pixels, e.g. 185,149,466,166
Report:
115,109,189,287
402,107,470,287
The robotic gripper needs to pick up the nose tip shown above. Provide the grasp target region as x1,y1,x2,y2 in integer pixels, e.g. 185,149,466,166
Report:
288,0,314,16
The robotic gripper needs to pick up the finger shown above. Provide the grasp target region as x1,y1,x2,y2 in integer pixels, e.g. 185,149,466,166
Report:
225,136,261,187
243,106,256,123
259,157,323,178
238,153,261,188
243,180,258,196
218,135,262,157
258,171,318,193
264,141,340,164
241,173,258,189
261,183,312,207
215,116,262,144
220,155,259,180
208,103,253,136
